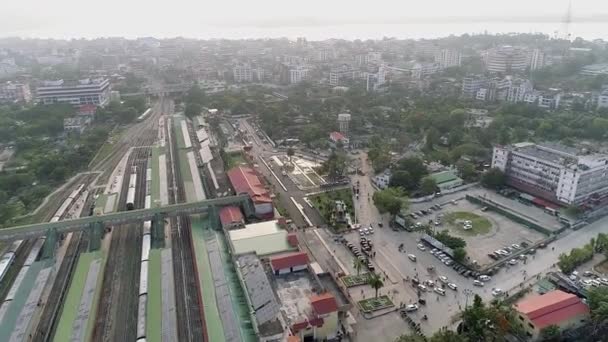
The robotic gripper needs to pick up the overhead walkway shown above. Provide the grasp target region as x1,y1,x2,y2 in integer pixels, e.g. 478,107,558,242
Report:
0,195,253,241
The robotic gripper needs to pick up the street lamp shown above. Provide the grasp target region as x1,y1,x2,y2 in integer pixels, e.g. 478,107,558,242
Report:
463,289,473,309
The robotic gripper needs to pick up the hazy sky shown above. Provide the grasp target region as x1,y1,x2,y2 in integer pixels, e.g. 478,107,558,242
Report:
2,0,607,39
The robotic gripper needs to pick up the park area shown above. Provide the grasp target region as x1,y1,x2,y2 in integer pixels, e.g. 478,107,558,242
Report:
358,295,394,313
341,273,371,288
444,211,492,236
432,197,545,267
309,189,354,231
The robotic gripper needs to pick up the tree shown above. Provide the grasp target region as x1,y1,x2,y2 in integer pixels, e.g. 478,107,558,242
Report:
435,231,466,249
185,102,202,118
587,286,608,324
396,157,428,184
539,325,562,342
564,205,582,218
368,273,384,298
430,328,468,342
373,188,408,215
420,177,438,195
456,160,477,182
425,127,441,150
389,170,416,190
453,248,467,262
287,147,295,162
481,168,506,189
322,151,348,180
395,334,426,342
353,257,364,276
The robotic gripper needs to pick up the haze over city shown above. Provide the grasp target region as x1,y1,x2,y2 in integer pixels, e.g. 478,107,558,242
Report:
2,0,608,39
2,1,608,342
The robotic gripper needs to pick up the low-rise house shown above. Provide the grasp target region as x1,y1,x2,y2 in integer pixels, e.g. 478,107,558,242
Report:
514,290,590,340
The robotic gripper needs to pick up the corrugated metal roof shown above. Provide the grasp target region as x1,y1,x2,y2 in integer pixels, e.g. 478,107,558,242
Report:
227,166,271,204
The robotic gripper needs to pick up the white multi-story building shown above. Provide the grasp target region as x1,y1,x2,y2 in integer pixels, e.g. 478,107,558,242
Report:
289,66,309,84
528,49,545,71
435,49,462,69
485,46,528,73
329,65,358,86
506,79,534,103
462,76,487,98
233,64,253,83
492,142,608,205
0,82,32,103
36,78,111,106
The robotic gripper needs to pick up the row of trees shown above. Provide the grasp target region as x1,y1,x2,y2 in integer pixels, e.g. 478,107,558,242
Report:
558,233,608,274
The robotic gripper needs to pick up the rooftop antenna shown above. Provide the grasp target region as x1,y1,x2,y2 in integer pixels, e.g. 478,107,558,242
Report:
562,0,572,41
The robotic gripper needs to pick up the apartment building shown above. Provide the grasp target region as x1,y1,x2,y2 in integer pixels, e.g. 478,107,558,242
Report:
485,46,528,73
435,49,462,69
0,82,32,103
528,48,545,71
289,66,309,84
462,76,487,98
492,142,608,206
597,90,608,109
233,64,253,82
329,65,358,86
36,78,111,106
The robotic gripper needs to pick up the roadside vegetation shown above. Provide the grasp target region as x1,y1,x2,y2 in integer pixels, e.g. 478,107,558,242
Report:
0,97,146,227
558,233,608,274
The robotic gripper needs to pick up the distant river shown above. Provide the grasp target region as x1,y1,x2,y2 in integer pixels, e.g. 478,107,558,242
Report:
6,21,608,41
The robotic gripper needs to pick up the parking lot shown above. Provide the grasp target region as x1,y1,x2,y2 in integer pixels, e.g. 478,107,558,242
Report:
426,199,546,267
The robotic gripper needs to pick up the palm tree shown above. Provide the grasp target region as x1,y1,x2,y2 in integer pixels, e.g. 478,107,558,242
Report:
368,273,384,298
353,257,364,276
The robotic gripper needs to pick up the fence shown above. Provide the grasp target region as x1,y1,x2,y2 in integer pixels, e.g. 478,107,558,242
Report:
465,195,554,236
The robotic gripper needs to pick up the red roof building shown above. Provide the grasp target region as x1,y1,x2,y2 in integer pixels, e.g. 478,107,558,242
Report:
219,206,244,229
227,166,273,219
329,131,346,142
270,251,309,274
515,290,589,340
311,293,338,316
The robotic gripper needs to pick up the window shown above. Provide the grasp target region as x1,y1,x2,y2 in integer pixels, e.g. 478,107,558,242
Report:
526,332,532,337
519,315,524,321
528,323,534,329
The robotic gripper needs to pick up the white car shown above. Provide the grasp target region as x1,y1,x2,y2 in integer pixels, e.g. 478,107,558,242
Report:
408,254,417,262
425,280,435,287
434,287,446,296
508,259,518,265
417,244,426,251
447,283,458,290
473,280,485,287
439,276,448,283
511,244,521,249
582,279,593,287
479,275,491,282
404,304,419,312
417,284,427,292
492,288,504,297
368,228,375,234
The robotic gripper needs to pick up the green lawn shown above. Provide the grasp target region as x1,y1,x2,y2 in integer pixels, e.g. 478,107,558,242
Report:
309,189,354,231
341,273,371,288
358,295,394,313
89,126,124,167
147,249,162,342
225,152,247,169
445,211,492,236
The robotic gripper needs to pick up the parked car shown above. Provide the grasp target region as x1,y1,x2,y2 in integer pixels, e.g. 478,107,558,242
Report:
491,288,504,297
439,276,448,283
473,280,485,287
417,284,427,292
508,259,518,265
408,254,417,261
447,283,458,290
479,275,491,282
417,244,426,251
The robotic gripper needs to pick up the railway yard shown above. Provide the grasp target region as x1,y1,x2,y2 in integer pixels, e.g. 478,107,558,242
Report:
0,97,241,342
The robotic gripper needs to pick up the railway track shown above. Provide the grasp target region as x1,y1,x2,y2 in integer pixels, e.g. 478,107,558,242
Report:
92,142,150,342
166,110,207,341
0,239,35,302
